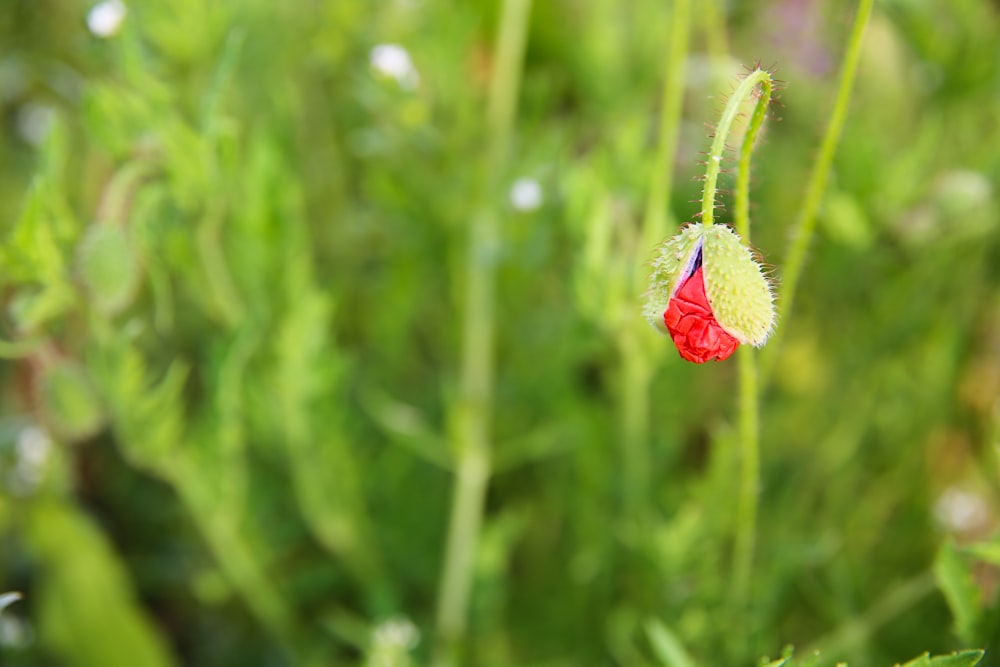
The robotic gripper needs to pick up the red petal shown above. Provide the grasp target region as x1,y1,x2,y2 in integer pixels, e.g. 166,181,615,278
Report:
664,267,739,363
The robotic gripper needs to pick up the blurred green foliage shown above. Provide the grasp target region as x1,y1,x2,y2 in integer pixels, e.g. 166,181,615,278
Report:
1,0,999,666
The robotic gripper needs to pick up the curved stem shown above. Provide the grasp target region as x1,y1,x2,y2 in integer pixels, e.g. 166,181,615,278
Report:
732,80,771,606
734,78,771,239
695,68,772,634
700,69,772,228
760,0,874,382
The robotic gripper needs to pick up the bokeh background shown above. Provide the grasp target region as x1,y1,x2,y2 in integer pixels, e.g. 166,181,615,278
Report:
1,0,999,665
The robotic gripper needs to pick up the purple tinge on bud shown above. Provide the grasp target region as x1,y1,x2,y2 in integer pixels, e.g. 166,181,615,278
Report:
645,224,775,363
663,243,739,363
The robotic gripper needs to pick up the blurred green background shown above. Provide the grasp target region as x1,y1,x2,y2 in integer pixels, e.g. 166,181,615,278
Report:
1,0,999,665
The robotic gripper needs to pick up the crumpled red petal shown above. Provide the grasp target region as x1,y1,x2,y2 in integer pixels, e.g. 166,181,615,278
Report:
663,266,739,363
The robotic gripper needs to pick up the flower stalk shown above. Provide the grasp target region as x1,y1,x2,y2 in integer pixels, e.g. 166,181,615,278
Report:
646,65,774,627
760,0,874,383
434,0,531,664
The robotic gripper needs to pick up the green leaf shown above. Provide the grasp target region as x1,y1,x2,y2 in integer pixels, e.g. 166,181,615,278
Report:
934,541,981,644
965,540,1000,567
927,650,985,667
645,618,696,667
899,653,931,667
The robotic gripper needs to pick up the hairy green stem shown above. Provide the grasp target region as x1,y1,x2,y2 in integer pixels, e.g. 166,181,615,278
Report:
733,345,760,612
434,0,531,663
700,69,772,227
760,0,874,382
696,67,772,628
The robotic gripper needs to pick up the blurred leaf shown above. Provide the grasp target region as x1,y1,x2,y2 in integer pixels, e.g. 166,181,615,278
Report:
934,541,981,644
646,618,696,667
37,360,105,443
926,650,985,667
900,653,932,667
964,540,1000,567
26,500,176,667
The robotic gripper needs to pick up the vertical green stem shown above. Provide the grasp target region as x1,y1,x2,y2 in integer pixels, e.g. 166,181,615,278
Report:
641,0,690,246
701,0,728,65
434,0,531,663
696,67,772,630
619,329,653,523
622,0,690,529
733,345,759,612
760,0,874,382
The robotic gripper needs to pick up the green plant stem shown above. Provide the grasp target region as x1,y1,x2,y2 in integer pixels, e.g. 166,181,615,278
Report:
804,571,937,658
619,328,653,523
621,0,690,531
641,0,690,246
700,69,772,227
733,344,759,611
760,0,874,382
434,0,531,663
701,0,728,64
696,67,772,630
734,80,771,239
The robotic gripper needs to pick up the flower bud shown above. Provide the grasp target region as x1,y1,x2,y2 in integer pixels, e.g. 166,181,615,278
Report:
644,224,774,363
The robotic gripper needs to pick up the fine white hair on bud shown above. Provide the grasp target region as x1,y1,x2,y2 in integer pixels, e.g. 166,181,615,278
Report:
644,224,775,353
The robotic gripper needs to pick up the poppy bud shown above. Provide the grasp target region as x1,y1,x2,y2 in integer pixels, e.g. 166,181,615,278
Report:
644,224,774,363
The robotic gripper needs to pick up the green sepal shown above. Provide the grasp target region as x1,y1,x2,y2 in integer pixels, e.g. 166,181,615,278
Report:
701,225,774,346
643,224,704,333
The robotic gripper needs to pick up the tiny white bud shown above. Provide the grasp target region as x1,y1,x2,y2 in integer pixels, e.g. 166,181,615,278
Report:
509,178,543,212
370,44,420,91
87,0,127,38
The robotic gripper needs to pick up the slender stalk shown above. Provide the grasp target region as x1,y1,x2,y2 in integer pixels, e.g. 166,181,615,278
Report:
760,0,874,382
733,77,771,611
733,345,759,610
641,0,690,246
619,329,653,523
622,0,691,530
700,69,772,227
434,0,531,663
804,571,937,658
701,0,728,65
734,79,771,239
696,67,772,628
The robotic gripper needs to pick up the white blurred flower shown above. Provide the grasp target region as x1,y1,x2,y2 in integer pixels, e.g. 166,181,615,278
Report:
372,617,419,650
367,617,419,667
13,425,51,492
370,44,420,91
509,177,543,212
16,103,55,146
0,613,32,650
934,487,990,534
87,0,127,38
